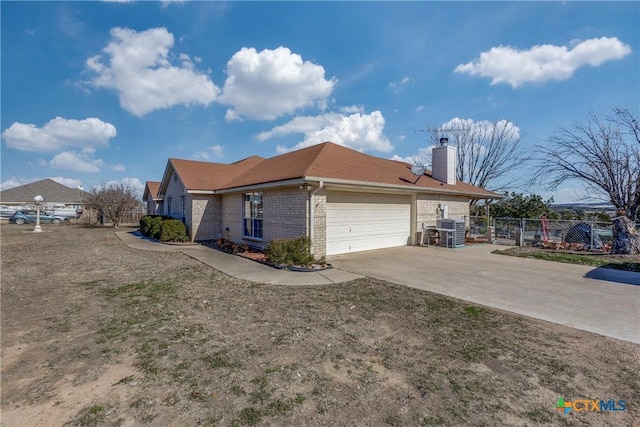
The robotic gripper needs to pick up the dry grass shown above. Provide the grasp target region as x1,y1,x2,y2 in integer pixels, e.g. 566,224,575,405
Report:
1,224,638,426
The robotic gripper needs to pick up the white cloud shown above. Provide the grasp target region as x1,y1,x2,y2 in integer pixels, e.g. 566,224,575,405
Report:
454,37,632,88
86,27,220,116
389,76,413,92
396,117,522,168
2,117,116,153
193,144,224,160
50,151,105,173
0,178,28,191
258,110,392,154
416,105,425,112
209,144,224,158
220,46,336,121
50,177,84,189
391,146,433,166
340,105,364,114
100,177,145,199
439,117,521,140
160,0,185,8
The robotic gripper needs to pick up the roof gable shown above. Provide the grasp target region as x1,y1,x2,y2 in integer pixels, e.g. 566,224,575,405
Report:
158,155,266,194
143,181,161,200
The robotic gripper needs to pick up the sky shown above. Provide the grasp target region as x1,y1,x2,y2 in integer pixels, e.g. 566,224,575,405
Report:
1,1,638,204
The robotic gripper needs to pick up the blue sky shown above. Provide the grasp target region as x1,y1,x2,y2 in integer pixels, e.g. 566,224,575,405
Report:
1,1,638,203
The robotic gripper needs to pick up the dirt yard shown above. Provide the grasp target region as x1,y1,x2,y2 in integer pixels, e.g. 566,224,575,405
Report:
1,225,638,426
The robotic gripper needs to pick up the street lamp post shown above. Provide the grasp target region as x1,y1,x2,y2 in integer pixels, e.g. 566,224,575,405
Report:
33,195,44,233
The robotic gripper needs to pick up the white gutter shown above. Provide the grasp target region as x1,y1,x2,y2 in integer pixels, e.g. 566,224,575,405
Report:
186,176,498,200
303,176,501,199
215,178,307,194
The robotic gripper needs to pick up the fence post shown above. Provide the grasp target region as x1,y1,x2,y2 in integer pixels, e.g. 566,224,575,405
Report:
590,221,594,250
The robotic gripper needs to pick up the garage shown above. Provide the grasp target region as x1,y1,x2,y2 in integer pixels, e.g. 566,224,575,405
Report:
326,192,411,255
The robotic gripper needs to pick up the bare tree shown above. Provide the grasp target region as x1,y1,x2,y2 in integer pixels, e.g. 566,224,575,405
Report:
84,182,141,228
422,118,528,193
536,108,640,222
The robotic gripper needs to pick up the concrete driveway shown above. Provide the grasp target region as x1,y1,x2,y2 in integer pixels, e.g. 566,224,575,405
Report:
328,244,640,344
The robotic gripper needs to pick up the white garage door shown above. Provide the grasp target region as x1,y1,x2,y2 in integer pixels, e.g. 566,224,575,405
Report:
326,192,411,255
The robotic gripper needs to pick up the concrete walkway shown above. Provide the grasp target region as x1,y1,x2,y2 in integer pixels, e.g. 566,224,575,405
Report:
116,231,363,285
116,231,639,344
328,245,640,344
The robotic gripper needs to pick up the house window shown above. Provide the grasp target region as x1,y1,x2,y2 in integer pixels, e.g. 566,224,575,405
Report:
167,197,172,216
243,192,263,239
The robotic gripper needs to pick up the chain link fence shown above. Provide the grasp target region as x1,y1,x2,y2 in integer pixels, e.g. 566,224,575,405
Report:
469,216,617,253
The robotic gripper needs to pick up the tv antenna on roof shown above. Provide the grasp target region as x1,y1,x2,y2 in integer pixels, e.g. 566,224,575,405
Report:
410,164,426,184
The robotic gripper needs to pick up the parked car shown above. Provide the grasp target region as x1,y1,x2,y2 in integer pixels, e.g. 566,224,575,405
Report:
0,205,17,220
9,210,67,225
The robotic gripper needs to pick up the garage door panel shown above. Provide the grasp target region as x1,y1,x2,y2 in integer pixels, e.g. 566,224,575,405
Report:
326,192,410,255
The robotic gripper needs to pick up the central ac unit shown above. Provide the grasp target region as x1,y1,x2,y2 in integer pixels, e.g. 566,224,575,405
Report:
436,219,466,247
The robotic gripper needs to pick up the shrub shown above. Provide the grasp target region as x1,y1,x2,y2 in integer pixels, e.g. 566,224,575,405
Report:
265,236,314,266
159,219,188,242
78,208,100,227
215,238,250,254
149,216,163,239
139,215,152,235
139,215,164,238
141,215,188,241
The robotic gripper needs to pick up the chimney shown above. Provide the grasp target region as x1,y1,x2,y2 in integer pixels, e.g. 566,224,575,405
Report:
431,137,456,185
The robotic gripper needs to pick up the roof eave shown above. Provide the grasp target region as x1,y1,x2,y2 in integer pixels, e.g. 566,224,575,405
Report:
215,178,307,194
303,176,500,199
214,175,500,199
157,160,175,196
187,190,216,195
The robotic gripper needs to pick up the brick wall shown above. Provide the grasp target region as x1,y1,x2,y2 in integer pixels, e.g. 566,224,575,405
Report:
220,187,309,250
191,195,222,241
416,194,470,230
263,187,308,244
312,187,327,258
221,193,242,243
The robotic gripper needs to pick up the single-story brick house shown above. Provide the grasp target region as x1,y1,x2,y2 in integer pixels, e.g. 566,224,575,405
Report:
146,141,499,257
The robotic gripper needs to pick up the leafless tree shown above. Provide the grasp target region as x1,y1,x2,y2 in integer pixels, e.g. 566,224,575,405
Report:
423,119,528,194
535,108,640,222
84,182,141,228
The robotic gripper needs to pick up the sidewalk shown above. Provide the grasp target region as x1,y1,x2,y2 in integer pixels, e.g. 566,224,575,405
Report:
116,231,363,285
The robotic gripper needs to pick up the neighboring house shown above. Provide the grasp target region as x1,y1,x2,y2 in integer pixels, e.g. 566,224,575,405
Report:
0,178,89,214
150,141,500,257
143,181,162,215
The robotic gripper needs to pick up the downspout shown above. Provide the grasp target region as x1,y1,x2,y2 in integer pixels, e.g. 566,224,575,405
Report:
309,181,324,254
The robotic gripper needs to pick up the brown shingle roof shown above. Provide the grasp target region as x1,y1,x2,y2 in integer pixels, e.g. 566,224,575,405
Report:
143,181,161,199
166,155,264,192
161,142,499,198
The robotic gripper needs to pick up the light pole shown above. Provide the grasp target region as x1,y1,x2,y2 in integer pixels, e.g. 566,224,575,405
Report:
33,195,44,233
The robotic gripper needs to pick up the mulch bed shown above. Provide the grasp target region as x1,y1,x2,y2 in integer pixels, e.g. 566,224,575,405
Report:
198,239,331,272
